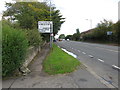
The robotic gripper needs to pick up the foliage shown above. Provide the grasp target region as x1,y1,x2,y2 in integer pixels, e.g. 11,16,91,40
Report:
72,28,80,41
43,44,80,75
113,20,120,43
2,22,28,77
65,35,72,40
59,34,65,39
81,19,119,44
25,29,42,47
3,2,65,39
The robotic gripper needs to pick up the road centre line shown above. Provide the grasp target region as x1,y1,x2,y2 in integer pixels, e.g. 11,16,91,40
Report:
95,47,118,53
98,59,104,62
88,55,94,58
79,42,118,53
112,65,120,70
82,52,86,54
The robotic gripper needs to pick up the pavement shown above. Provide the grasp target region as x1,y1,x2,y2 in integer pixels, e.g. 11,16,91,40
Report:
2,43,116,88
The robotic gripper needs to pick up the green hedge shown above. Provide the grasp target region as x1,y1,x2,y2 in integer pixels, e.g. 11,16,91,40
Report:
25,29,43,47
2,25,28,77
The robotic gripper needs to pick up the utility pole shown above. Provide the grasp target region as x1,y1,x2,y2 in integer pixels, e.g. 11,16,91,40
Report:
85,19,92,29
42,0,53,48
49,0,52,48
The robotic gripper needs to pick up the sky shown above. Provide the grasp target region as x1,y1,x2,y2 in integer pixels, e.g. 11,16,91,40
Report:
0,0,119,38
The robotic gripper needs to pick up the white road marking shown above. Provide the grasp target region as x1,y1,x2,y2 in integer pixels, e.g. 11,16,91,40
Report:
61,48,77,58
78,50,81,52
95,47,118,53
98,59,104,62
112,65,120,70
82,52,86,54
88,55,94,58
79,42,118,53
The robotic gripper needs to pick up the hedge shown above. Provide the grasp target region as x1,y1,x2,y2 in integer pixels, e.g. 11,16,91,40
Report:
25,29,43,47
2,24,28,77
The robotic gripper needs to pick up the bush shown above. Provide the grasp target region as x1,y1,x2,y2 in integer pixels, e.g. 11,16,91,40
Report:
2,24,28,77
25,29,43,47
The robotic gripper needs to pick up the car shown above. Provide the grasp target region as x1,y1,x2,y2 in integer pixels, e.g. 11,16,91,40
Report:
59,39,62,41
67,39,69,41
53,39,57,42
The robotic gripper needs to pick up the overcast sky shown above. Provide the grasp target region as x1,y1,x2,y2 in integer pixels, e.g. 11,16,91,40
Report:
0,0,119,37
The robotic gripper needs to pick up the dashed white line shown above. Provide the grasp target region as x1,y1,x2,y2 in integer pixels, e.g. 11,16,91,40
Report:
82,52,86,54
112,65,120,70
98,59,104,62
95,47,118,53
88,55,94,58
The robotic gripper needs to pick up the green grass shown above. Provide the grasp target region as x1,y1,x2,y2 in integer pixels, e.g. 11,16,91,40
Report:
43,43,80,75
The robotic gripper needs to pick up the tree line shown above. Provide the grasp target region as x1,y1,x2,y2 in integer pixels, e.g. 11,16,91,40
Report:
64,19,119,44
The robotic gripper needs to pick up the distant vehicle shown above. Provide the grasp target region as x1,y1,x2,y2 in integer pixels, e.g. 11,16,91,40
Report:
59,39,62,41
67,39,69,41
53,39,57,42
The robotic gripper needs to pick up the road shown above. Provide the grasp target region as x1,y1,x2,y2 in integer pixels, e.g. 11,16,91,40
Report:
56,40,119,88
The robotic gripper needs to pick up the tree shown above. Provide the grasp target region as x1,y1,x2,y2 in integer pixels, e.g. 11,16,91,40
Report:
113,20,120,43
3,2,65,41
72,28,80,41
65,35,72,40
76,28,80,34
59,34,65,39
81,19,115,42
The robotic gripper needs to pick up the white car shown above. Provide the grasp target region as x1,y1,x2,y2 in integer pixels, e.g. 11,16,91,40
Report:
67,39,69,41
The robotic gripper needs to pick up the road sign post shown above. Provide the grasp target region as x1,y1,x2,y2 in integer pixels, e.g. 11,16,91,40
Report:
38,21,53,48
107,31,112,43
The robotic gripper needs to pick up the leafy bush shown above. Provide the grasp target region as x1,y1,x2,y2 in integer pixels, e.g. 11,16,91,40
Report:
2,24,28,77
25,29,43,47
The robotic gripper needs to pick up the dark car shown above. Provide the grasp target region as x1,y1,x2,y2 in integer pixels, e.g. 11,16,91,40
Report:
53,39,57,42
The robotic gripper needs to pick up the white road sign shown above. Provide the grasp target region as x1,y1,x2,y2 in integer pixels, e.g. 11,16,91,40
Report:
38,21,53,33
107,31,112,35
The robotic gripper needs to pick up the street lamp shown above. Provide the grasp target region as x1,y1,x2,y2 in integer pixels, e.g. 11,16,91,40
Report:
85,19,92,29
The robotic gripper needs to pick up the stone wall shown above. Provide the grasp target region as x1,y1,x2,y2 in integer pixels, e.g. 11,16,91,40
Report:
20,46,41,75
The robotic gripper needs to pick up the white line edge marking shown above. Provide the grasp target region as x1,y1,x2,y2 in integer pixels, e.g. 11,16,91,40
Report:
98,59,104,62
88,55,93,58
112,65,120,70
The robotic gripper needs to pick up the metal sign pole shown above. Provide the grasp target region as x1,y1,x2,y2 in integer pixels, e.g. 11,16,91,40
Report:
50,0,52,48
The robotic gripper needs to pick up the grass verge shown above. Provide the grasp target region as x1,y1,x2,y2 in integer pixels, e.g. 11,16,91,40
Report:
43,43,80,75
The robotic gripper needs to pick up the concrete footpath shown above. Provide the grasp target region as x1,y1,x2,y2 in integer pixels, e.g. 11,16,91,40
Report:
2,44,110,88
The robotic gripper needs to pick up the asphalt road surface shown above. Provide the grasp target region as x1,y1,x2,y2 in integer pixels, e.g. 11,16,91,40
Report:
56,40,119,88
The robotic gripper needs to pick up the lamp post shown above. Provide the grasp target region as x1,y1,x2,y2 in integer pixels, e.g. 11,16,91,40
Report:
42,0,53,48
85,19,92,29
49,0,53,48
